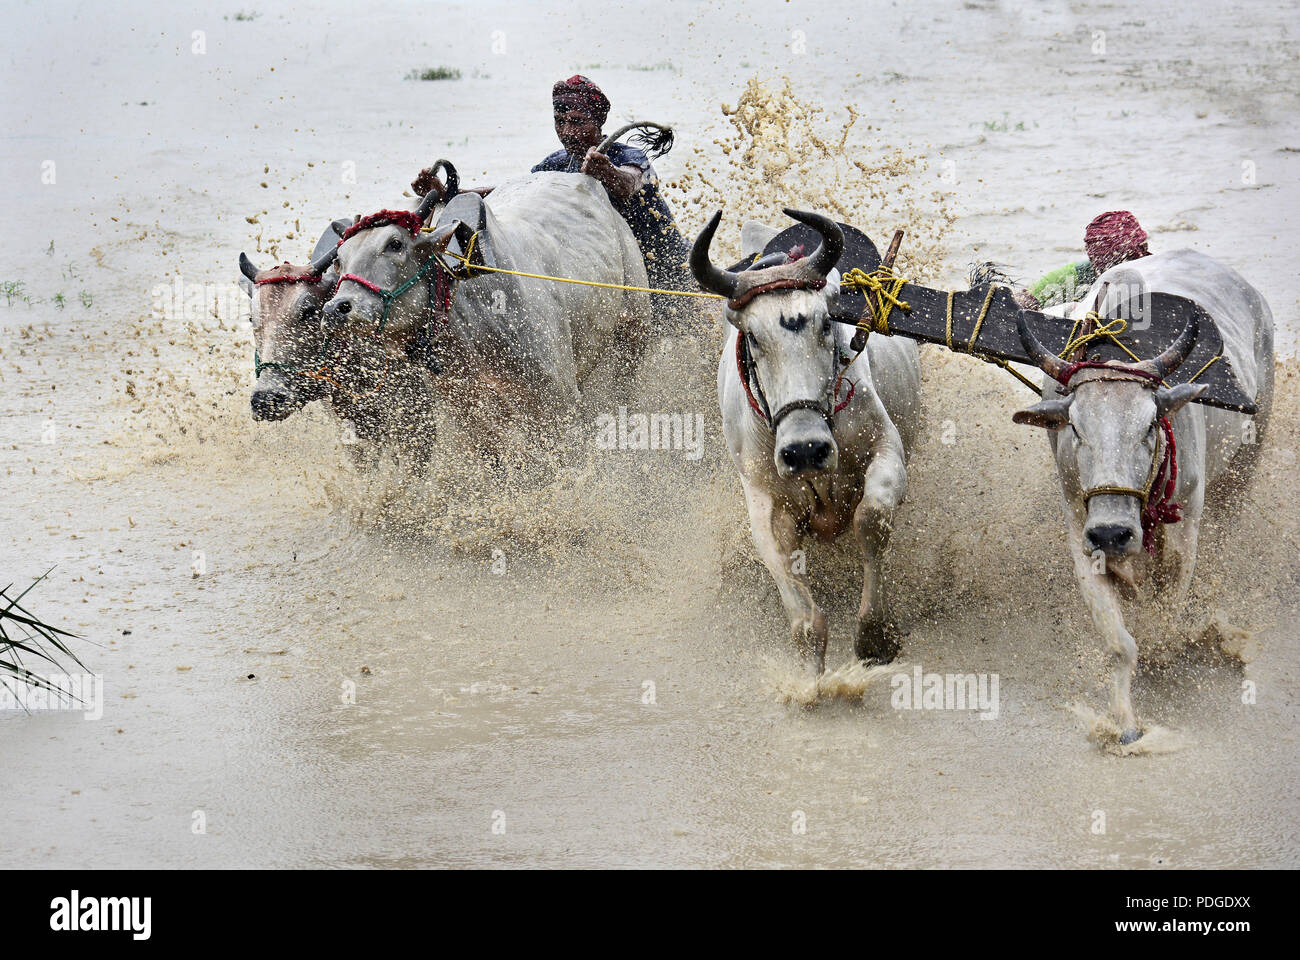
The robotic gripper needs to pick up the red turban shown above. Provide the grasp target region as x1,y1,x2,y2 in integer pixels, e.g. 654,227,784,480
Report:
552,75,610,126
1084,211,1149,272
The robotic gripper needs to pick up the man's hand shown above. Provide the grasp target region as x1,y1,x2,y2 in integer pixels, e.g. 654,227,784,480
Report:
1012,289,1042,311
411,167,446,198
580,148,640,199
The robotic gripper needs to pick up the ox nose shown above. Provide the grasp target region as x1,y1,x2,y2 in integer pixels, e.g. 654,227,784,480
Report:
779,439,833,474
1086,524,1136,556
323,299,353,322
251,388,294,422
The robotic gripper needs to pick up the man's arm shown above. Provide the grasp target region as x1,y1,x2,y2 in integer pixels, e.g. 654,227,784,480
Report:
579,148,642,200
411,167,493,198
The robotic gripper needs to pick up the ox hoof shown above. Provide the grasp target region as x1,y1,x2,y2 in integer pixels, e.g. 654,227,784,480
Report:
1119,727,1143,746
854,620,900,665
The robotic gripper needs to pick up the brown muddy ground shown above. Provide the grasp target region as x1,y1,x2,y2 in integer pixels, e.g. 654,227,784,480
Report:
1,0,1296,867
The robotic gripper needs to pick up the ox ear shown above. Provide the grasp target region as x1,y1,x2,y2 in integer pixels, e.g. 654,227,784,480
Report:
1012,394,1072,430
1155,382,1208,418
414,221,460,269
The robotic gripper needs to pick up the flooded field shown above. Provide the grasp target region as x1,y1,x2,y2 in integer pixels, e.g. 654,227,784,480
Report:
2,0,1297,867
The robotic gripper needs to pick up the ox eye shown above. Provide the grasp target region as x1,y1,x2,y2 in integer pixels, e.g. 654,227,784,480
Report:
821,317,832,337
386,237,403,252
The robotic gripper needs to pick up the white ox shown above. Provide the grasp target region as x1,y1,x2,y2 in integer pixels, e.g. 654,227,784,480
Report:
1012,249,1274,743
322,173,652,450
691,209,921,674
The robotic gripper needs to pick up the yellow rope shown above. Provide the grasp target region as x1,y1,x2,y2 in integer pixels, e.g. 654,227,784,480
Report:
967,286,996,352
840,267,911,335
439,238,724,300
1187,354,1221,383
945,288,1041,395
1059,312,1138,362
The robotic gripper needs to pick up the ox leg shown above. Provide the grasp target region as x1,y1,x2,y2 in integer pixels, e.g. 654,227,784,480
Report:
1067,510,1142,742
743,481,827,675
853,432,908,663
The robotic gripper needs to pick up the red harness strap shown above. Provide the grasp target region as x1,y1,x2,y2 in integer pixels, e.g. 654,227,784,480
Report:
1142,415,1180,553
254,272,324,286
727,276,825,312
338,209,424,245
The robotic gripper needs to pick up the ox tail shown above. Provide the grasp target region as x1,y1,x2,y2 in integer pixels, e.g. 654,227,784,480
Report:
598,121,675,159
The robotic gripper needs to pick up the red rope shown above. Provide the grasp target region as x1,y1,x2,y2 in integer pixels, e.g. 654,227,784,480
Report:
334,272,384,296
1062,360,1162,387
254,271,323,286
1141,415,1181,553
338,209,424,245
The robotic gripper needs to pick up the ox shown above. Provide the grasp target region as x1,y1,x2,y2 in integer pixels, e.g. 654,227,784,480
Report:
691,209,921,674
322,172,652,454
1012,249,1274,743
240,219,440,474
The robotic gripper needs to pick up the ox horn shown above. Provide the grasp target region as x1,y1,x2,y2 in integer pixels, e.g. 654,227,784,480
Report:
306,243,339,278
1134,312,1199,379
782,208,843,279
1016,310,1073,383
239,252,261,282
690,210,739,299
432,159,459,199
414,159,459,223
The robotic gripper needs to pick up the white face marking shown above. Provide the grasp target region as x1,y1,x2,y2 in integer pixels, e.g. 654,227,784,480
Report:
734,285,841,476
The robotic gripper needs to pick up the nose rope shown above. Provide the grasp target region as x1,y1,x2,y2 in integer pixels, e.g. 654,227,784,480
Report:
1081,414,1180,554
734,333,855,431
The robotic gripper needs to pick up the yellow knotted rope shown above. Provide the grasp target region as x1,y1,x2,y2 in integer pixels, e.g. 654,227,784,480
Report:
945,288,1042,395
1060,310,1222,386
840,266,911,335
1059,313,1140,363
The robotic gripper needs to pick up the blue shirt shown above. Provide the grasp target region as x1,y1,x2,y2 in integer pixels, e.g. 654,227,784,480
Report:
532,142,691,287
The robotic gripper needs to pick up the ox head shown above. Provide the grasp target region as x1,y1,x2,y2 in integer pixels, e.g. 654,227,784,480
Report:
239,231,343,421
692,208,845,478
1012,310,1205,557
321,188,455,338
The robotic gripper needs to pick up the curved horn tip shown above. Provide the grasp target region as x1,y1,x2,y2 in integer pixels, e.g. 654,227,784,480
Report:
689,210,738,298
781,208,844,276
1016,310,1073,383
307,245,339,277
1145,310,1201,377
239,252,260,281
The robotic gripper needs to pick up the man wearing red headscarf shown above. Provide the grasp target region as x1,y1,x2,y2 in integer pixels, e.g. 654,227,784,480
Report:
530,76,693,303
1022,211,1151,309
413,75,693,321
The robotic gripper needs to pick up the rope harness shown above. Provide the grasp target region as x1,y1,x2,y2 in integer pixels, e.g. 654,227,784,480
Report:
1052,316,1182,553
727,277,856,431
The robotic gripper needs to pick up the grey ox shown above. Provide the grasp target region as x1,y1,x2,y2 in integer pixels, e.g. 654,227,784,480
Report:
692,209,921,674
1012,249,1274,743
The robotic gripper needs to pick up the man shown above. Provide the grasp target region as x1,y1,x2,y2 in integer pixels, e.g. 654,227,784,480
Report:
413,75,694,324
1021,211,1151,310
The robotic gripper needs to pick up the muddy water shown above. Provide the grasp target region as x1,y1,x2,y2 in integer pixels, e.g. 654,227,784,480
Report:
2,0,1298,868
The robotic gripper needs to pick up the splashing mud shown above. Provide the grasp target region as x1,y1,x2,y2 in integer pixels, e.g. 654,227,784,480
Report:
4,0,1299,866
764,657,902,707
665,76,954,280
